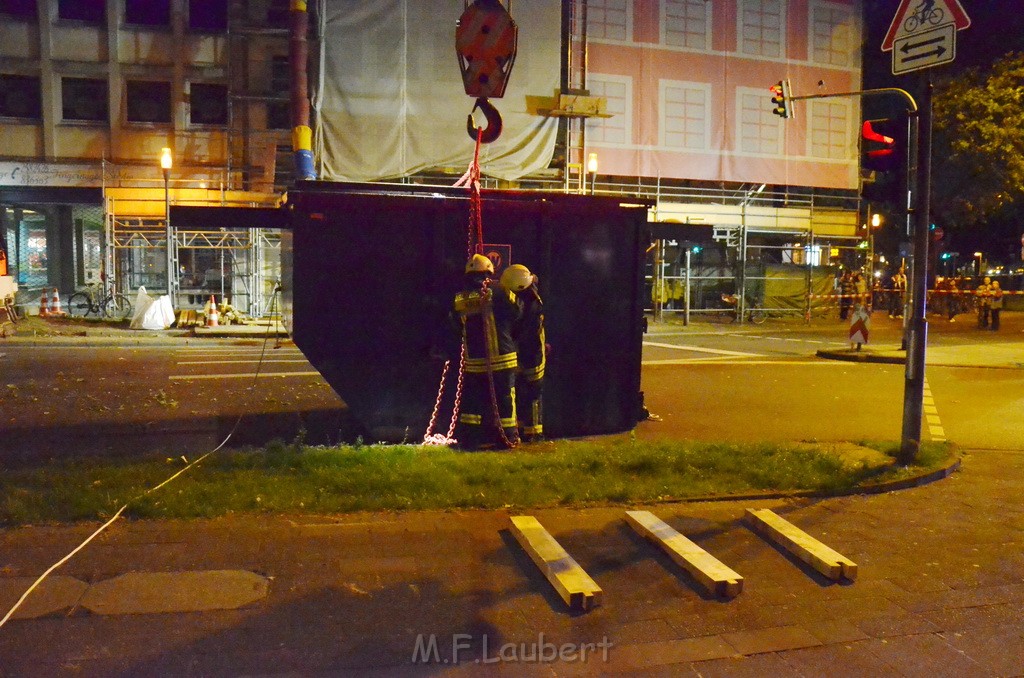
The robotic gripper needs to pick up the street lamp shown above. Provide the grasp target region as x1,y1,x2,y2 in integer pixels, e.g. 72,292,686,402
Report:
587,152,598,195
160,147,174,300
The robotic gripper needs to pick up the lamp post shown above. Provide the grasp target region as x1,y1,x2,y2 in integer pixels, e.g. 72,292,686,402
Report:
974,251,983,277
160,147,174,300
587,152,598,195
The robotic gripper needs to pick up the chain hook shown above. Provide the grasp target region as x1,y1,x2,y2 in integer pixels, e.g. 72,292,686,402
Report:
466,97,503,144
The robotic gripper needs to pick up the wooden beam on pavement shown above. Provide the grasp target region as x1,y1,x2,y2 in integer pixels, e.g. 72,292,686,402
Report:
625,510,743,598
745,508,858,581
509,516,603,611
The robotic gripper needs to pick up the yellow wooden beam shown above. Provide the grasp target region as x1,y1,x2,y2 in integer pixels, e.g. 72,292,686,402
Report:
509,516,602,611
625,510,743,598
745,508,858,581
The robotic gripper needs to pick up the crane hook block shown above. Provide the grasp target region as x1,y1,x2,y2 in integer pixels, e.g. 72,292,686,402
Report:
456,0,518,100
467,98,503,144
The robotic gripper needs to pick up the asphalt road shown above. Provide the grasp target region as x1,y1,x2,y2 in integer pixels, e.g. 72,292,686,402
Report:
0,340,349,464
638,313,1024,451
1,312,1021,463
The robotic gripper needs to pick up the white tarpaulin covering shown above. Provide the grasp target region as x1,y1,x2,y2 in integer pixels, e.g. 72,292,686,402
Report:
130,287,176,331
315,0,561,182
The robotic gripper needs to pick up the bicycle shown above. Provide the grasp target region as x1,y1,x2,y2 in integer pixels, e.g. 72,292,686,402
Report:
68,283,133,321
904,5,944,32
721,293,767,324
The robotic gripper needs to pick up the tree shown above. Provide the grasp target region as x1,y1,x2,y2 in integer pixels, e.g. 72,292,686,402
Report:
932,52,1024,228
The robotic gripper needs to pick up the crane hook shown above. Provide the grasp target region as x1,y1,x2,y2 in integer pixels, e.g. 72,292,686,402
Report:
466,97,503,144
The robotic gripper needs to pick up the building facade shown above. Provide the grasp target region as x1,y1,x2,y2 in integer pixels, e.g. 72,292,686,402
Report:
0,0,288,314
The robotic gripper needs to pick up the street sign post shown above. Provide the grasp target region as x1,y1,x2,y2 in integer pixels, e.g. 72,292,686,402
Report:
882,0,971,75
882,0,970,461
893,24,955,75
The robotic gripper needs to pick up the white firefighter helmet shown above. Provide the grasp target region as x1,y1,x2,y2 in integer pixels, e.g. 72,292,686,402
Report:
500,264,536,293
465,253,495,274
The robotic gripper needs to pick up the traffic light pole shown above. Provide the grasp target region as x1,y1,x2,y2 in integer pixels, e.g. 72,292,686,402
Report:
788,85,927,463
900,82,932,465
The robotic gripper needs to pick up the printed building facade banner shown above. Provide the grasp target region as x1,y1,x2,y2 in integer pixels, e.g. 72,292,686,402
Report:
315,0,862,190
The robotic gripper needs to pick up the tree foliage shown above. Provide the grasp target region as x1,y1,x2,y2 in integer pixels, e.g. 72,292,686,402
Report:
932,52,1024,227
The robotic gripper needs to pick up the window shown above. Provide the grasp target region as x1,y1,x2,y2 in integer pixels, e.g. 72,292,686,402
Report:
126,80,171,123
812,2,855,67
271,56,290,94
0,74,42,119
267,101,290,130
661,81,709,150
738,89,781,154
809,100,851,159
190,83,229,125
265,0,289,25
58,0,104,23
62,77,108,122
664,0,709,50
125,0,170,27
267,56,290,129
189,0,227,32
586,76,630,145
739,0,783,58
0,0,37,19
587,0,630,41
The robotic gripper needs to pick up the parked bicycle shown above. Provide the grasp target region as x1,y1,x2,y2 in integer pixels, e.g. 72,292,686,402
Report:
721,293,767,324
68,283,133,320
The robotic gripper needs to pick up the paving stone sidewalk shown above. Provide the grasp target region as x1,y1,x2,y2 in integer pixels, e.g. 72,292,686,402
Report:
1,447,1023,676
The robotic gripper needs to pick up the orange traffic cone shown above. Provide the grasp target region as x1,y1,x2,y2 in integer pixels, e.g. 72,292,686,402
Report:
206,295,219,327
49,288,66,316
39,289,49,317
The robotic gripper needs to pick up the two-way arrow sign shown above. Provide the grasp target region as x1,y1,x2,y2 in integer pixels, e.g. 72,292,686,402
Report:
893,24,955,74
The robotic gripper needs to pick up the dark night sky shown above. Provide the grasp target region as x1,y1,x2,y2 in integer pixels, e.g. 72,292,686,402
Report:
860,0,1024,268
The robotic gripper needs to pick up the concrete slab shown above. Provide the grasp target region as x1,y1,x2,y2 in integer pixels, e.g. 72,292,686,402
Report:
79,570,269,615
0,575,88,619
722,624,822,656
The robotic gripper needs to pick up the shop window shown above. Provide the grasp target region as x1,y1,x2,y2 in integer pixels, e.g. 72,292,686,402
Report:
125,0,170,27
0,74,42,119
190,83,229,125
126,80,171,124
1,0,37,19
189,0,227,32
62,77,109,122
58,0,104,23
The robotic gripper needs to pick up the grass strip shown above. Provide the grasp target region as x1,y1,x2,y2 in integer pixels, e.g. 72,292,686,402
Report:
0,438,957,525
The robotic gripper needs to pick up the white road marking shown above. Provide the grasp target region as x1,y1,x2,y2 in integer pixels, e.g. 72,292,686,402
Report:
643,359,851,366
643,341,763,357
176,359,310,365
169,371,321,381
922,378,946,441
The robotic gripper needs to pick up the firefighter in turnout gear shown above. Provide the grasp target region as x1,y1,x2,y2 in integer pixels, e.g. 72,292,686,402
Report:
501,264,545,442
451,254,523,449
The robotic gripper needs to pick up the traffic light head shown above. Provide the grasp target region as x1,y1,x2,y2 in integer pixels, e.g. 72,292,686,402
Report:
770,80,793,119
861,118,901,173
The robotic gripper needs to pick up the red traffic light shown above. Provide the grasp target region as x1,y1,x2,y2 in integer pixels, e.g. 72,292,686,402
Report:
861,119,898,172
769,80,792,119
